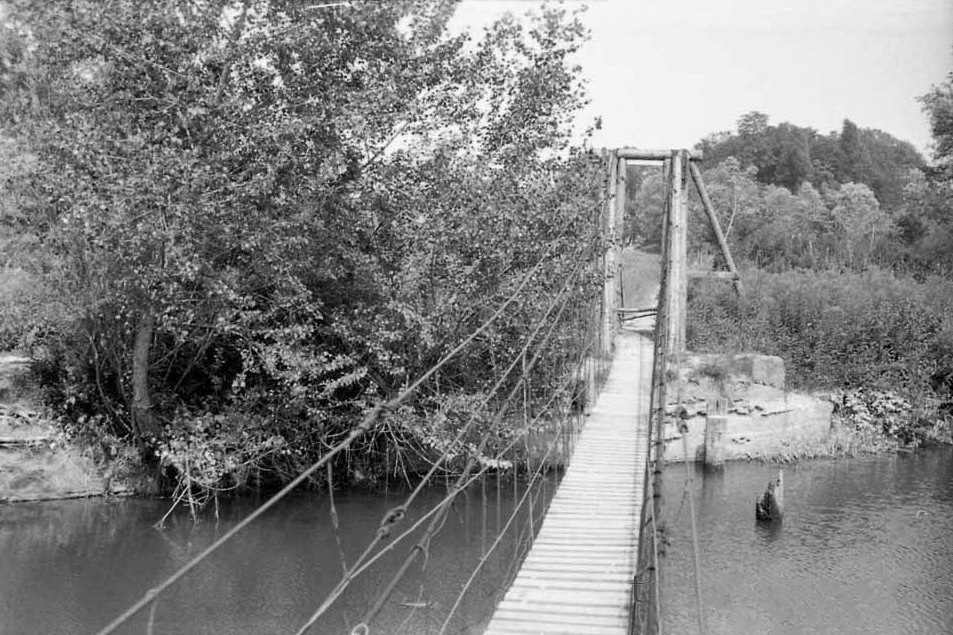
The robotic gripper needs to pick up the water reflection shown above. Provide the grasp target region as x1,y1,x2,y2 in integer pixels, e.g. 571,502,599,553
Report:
0,475,556,634
660,448,953,635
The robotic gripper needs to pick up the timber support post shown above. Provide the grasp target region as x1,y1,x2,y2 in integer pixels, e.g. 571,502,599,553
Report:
665,150,688,355
614,155,627,311
704,415,728,467
602,150,619,361
756,470,784,522
689,161,743,296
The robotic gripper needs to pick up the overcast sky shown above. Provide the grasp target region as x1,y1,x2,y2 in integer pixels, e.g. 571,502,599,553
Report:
450,0,953,158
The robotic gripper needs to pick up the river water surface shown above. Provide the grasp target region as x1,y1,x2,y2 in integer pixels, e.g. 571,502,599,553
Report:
660,447,953,634
0,477,554,634
1,449,951,634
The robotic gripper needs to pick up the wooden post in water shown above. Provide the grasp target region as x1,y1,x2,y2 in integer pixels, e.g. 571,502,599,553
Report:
756,470,784,522
704,415,728,467
665,150,688,355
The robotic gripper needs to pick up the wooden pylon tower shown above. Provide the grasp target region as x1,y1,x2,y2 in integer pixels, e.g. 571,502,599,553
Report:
603,148,742,356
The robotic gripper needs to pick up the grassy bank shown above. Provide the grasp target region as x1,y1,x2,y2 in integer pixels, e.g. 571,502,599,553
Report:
687,264,953,453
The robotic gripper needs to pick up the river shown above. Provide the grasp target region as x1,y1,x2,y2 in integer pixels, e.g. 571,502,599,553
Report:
659,447,953,634
0,476,555,634
1,449,951,634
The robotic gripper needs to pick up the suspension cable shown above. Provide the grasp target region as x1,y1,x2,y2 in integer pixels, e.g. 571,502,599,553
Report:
436,421,563,634
290,260,590,630
296,266,584,633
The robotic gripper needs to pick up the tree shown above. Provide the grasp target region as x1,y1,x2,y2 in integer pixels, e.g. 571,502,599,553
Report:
830,183,893,266
919,68,953,168
692,158,761,249
912,62,953,272
2,0,602,487
838,119,870,182
697,114,923,211
737,111,769,137
774,124,813,191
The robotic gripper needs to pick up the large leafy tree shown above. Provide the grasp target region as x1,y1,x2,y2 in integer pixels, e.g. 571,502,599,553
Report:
1,0,602,484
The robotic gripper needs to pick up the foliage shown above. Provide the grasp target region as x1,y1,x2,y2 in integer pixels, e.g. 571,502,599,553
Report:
696,112,924,210
686,266,953,396
832,388,952,447
912,64,953,273
0,0,605,492
628,156,904,271
920,67,953,169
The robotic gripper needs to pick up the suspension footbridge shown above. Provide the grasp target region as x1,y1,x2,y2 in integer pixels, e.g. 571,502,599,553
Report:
95,149,738,634
485,331,654,634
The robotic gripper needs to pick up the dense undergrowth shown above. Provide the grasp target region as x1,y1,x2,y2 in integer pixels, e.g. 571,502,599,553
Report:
687,265,953,448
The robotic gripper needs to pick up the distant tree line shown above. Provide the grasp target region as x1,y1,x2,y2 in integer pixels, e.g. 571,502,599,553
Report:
627,99,953,275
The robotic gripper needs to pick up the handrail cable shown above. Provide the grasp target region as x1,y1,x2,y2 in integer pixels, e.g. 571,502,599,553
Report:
349,282,578,634
297,264,584,634
290,260,590,630
670,161,706,635
436,412,565,634
635,155,673,635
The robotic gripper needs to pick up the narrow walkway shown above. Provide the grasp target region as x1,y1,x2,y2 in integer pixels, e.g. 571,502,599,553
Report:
485,330,655,634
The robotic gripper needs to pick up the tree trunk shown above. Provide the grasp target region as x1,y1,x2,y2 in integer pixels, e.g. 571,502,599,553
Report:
132,311,160,448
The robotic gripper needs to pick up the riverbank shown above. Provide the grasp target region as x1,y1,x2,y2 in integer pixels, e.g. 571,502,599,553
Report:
659,350,952,466
0,353,142,503
746,387,953,463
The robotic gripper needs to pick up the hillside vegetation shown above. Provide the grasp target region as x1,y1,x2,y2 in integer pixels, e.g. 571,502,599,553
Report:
663,70,953,446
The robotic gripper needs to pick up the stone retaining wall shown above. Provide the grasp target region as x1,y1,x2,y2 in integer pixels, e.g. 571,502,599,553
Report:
662,353,833,462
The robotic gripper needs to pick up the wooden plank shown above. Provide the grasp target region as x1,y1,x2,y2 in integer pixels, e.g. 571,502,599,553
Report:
485,331,654,634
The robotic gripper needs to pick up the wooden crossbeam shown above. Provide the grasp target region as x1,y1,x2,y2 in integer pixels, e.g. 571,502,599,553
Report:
616,148,703,161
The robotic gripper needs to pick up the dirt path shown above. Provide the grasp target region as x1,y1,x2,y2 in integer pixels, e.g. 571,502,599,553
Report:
621,248,660,309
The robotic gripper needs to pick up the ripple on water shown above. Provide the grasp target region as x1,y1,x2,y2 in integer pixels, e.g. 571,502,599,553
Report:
660,448,953,635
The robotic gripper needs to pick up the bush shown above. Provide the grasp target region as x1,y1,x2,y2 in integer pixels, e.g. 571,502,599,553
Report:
687,265,953,394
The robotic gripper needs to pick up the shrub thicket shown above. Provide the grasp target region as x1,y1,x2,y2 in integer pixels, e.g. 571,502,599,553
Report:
687,266,953,395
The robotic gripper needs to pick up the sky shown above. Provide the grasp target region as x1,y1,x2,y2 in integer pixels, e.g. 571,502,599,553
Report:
449,0,953,158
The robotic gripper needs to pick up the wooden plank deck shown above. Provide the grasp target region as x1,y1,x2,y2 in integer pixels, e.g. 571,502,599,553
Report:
485,331,655,634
